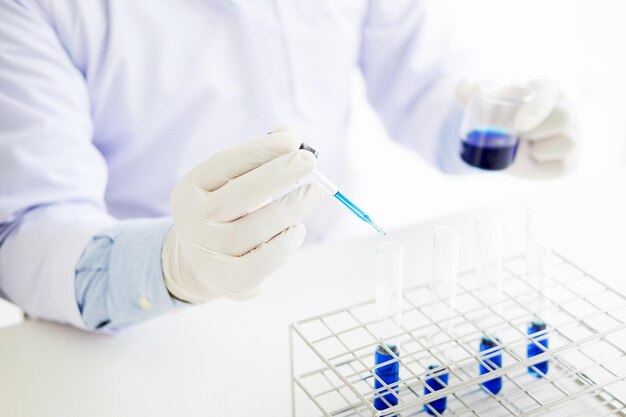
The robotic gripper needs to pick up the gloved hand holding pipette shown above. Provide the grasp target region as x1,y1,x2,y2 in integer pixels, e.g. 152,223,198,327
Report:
456,79,578,177
162,129,323,303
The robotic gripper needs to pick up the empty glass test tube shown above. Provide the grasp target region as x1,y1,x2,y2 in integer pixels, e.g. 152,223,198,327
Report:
526,206,552,377
475,215,504,395
373,242,404,411
424,227,460,416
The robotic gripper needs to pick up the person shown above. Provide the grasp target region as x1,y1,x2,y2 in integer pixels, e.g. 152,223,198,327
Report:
0,1,576,331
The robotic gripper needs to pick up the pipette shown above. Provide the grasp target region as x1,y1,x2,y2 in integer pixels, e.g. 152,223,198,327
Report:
299,143,386,236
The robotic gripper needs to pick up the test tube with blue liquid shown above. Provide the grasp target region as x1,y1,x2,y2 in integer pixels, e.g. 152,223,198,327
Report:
424,227,460,416
299,143,386,236
526,206,552,377
373,242,404,412
475,215,504,395
460,83,532,170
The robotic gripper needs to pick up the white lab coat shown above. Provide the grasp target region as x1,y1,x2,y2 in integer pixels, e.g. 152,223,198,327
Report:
0,0,463,327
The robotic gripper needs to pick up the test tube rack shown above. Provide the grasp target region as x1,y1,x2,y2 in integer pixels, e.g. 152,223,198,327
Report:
289,253,626,417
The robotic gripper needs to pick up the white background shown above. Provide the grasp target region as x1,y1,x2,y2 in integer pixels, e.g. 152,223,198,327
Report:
1,0,625,327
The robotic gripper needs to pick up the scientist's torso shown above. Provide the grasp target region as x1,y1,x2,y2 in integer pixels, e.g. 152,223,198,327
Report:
52,1,366,225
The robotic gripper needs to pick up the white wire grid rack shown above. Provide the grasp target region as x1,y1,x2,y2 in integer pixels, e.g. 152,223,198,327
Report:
289,253,626,417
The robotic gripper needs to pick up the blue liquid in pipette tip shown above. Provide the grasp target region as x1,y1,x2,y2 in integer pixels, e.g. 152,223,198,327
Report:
424,364,449,415
374,344,400,411
334,191,386,236
461,128,520,170
479,336,503,395
527,321,549,377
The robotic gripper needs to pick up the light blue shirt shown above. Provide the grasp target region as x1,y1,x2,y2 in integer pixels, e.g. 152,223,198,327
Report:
75,218,178,330
0,0,466,329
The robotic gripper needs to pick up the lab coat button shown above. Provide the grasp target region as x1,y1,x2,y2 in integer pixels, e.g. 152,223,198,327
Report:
139,296,152,311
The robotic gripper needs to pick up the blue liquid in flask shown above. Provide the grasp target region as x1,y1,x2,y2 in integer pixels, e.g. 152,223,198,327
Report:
424,364,449,415
527,321,549,377
374,344,400,411
461,129,519,170
479,336,503,394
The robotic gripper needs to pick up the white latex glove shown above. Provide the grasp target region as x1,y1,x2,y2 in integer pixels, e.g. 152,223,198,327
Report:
162,129,324,303
457,79,579,178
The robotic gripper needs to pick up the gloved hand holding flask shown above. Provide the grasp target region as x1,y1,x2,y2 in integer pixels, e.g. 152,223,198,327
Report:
457,79,578,177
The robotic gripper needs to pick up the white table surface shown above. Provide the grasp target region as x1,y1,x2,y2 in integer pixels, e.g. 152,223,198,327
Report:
1,172,625,417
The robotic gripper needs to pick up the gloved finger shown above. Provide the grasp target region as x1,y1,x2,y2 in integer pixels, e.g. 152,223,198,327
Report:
193,130,300,191
222,282,265,301
203,149,316,222
514,79,561,132
523,97,575,141
229,183,323,255
528,131,576,163
457,80,531,107
270,125,299,135
225,223,307,299
456,79,477,106
192,183,324,256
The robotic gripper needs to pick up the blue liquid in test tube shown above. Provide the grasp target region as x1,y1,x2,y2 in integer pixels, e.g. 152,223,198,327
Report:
373,242,404,412
527,321,549,377
526,206,552,378
424,226,461,415
424,364,449,415
479,336,503,395
461,129,520,171
475,215,504,395
374,344,400,411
